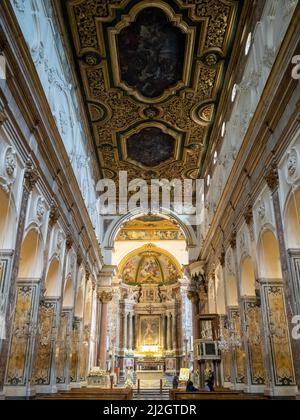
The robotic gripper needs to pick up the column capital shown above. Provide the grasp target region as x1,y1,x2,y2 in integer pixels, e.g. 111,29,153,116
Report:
187,291,199,304
244,204,253,226
186,261,205,279
24,159,39,191
65,232,74,250
219,251,225,268
77,252,83,267
48,200,60,228
85,264,91,282
229,230,237,250
0,110,7,125
97,288,113,303
265,160,279,192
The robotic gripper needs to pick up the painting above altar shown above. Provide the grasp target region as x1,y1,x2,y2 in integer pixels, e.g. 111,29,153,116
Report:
119,244,182,286
140,316,161,349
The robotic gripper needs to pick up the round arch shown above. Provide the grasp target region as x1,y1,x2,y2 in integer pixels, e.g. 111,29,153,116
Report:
63,275,74,308
215,266,226,315
284,188,300,249
0,188,17,249
75,288,84,318
208,277,216,314
84,282,92,325
102,209,198,263
259,229,282,279
45,258,61,297
240,256,256,297
226,275,238,306
18,228,43,278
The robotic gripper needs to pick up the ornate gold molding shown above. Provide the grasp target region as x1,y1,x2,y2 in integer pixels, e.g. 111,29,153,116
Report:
97,289,113,303
24,160,39,192
108,0,196,104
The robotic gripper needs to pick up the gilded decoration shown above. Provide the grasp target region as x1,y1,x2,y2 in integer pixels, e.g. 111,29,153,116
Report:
56,310,71,384
243,300,265,385
115,7,186,99
32,300,58,385
5,284,39,386
222,325,231,383
118,244,182,285
116,218,185,241
69,319,81,382
230,308,245,384
263,284,295,386
62,0,241,182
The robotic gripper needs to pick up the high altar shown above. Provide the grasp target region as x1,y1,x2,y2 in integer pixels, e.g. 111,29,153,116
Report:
106,244,193,380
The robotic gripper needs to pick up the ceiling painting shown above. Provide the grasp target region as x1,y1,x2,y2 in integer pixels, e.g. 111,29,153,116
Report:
62,0,243,184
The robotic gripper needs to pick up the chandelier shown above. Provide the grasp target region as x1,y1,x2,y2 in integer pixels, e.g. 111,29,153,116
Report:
217,320,241,352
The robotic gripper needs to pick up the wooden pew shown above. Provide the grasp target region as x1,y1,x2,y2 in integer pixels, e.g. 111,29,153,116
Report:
169,389,267,400
36,388,133,400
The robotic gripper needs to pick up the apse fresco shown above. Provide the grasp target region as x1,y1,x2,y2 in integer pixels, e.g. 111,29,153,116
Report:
138,256,162,284
127,127,175,167
120,247,181,285
117,7,185,98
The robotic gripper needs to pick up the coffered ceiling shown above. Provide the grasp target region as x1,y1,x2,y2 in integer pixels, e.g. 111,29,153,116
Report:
59,0,244,183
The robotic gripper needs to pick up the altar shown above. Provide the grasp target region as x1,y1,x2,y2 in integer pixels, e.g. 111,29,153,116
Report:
136,370,164,389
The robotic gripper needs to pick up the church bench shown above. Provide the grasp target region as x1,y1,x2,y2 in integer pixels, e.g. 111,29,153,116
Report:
169,390,266,400
36,388,133,400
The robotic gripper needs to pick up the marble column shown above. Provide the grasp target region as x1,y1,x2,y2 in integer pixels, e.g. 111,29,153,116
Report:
97,290,113,370
123,311,128,352
134,314,138,350
120,310,127,379
162,315,166,350
97,266,117,371
172,312,177,351
167,314,172,351
128,313,133,352
0,160,38,394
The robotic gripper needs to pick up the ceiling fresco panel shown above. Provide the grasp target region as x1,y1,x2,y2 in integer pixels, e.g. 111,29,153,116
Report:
62,0,243,183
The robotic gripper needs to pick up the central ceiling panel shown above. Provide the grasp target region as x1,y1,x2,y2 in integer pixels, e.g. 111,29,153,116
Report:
127,127,175,168
117,7,186,99
62,0,243,184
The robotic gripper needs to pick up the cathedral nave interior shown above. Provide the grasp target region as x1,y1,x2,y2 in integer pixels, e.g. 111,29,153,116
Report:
0,0,300,401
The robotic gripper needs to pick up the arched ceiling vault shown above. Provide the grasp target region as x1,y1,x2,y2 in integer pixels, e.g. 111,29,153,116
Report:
57,0,245,184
